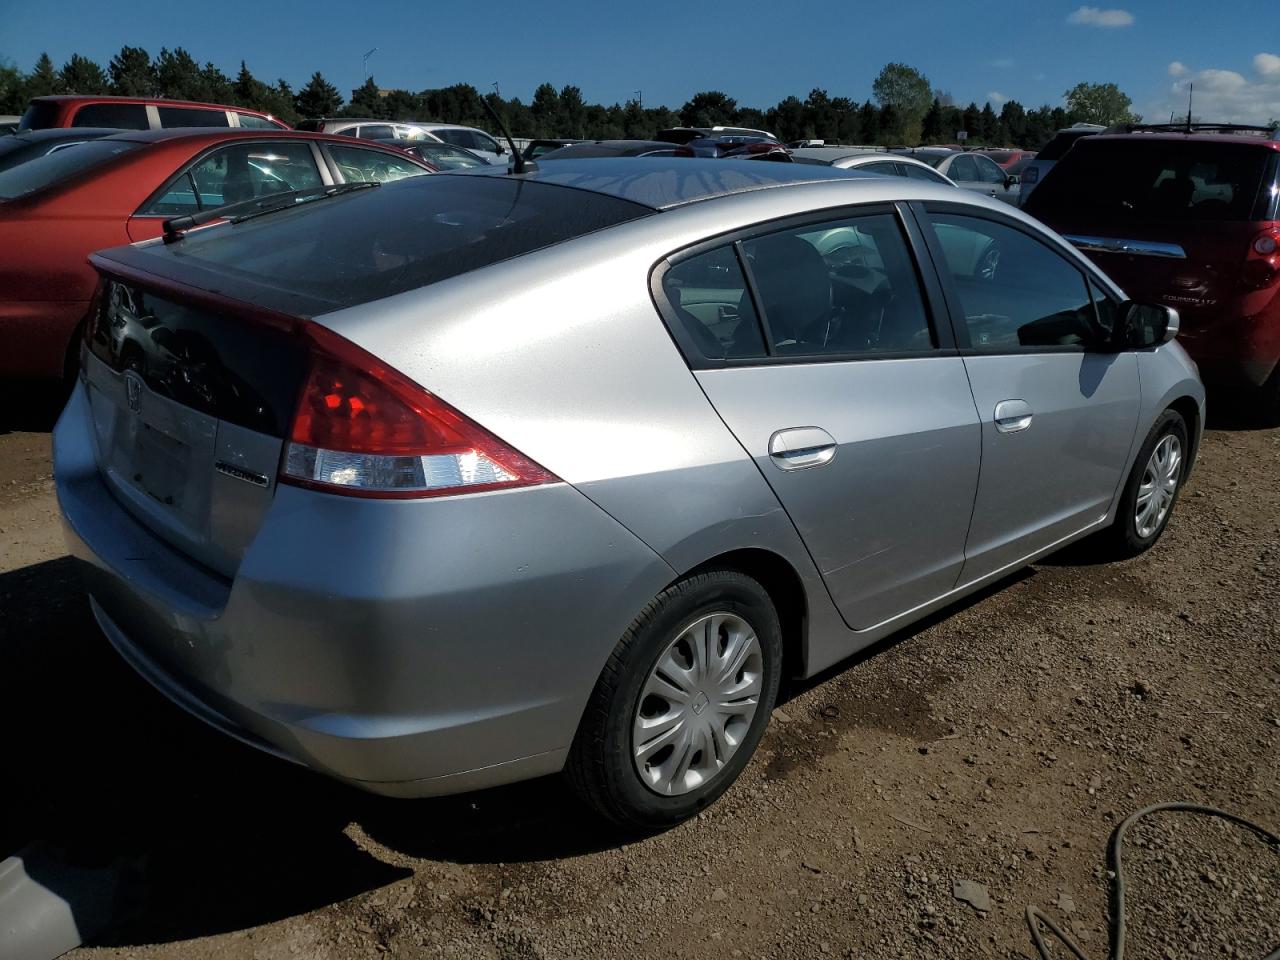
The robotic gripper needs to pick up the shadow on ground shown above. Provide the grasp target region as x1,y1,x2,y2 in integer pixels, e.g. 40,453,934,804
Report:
0,383,67,436
1,558,624,949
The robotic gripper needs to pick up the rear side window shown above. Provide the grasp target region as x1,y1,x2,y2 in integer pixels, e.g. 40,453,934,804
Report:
0,140,141,199
143,175,653,310
860,161,901,177
71,103,150,129
742,213,934,356
663,246,767,360
903,163,949,184
157,106,229,128
18,100,60,130
326,144,425,183
355,124,395,140
948,155,979,181
1029,140,1274,222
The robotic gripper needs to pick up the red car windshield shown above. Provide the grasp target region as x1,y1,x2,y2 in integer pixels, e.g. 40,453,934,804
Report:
1029,140,1278,223
0,139,141,199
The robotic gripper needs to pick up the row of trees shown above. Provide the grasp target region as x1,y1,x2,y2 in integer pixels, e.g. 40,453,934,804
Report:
1,47,1144,149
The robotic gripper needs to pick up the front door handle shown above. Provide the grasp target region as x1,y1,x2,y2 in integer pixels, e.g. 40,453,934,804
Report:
768,427,837,471
993,399,1033,434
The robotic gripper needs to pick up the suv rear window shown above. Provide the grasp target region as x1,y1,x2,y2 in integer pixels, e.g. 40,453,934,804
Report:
138,174,654,311
18,100,60,130
0,139,141,199
1028,139,1276,222
71,103,150,129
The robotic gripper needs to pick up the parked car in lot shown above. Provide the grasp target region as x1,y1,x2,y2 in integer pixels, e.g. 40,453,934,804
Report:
1025,125,1280,414
657,125,779,144
411,124,507,163
685,135,792,161
18,95,289,131
790,147,956,185
894,148,1020,203
523,138,584,160
978,148,1037,169
296,117,435,141
0,128,430,382
55,158,1203,827
538,139,693,159
376,139,483,169
1018,123,1106,206
0,115,19,135
0,127,121,174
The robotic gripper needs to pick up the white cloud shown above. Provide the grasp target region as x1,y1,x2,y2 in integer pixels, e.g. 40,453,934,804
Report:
1152,54,1280,124
1067,6,1135,27
988,91,1009,105
1256,53,1280,78
989,58,1016,69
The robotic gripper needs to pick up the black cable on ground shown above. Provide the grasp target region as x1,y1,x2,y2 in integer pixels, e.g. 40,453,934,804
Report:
1025,802,1280,960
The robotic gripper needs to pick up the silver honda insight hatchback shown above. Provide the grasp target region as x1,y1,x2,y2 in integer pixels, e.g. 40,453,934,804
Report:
55,159,1204,827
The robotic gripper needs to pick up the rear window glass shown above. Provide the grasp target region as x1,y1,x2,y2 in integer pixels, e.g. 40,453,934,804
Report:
71,103,150,129
157,106,229,127
1037,131,1095,161
147,174,654,310
0,139,141,199
18,100,60,130
1029,140,1274,222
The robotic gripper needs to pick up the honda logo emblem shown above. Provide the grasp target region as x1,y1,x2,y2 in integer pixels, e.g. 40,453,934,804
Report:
125,372,142,414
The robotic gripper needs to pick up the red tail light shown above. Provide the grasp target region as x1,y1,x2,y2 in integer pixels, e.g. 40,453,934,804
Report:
1250,224,1280,258
281,324,559,498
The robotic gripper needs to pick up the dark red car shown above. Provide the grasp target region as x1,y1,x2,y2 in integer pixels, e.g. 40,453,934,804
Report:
19,95,289,132
1026,127,1280,414
977,148,1036,169
0,128,433,381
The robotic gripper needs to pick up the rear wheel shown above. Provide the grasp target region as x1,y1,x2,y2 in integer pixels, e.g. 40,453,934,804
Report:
1096,409,1188,558
566,569,782,828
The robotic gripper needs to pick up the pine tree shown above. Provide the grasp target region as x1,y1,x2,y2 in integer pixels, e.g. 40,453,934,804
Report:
108,46,155,96
59,54,108,95
154,47,202,100
294,71,342,119
233,60,268,108
26,52,61,97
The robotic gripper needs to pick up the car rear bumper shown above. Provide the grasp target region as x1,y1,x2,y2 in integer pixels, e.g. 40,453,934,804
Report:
1175,290,1280,388
54,381,676,796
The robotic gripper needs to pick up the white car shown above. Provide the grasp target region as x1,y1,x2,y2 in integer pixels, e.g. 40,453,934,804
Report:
411,124,508,164
790,148,957,187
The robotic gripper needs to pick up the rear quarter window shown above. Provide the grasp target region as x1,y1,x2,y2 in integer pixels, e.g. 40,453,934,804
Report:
157,106,230,128
18,100,61,130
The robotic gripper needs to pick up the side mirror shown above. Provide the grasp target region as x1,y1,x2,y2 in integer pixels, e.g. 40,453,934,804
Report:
1114,301,1179,349
1005,174,1020,189
495,144,506,154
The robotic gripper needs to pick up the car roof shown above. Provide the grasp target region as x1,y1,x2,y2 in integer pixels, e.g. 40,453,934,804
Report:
96,127,378,145
4,127,122,142
456,157,867,210
791,147,892,162
1086,132,1280,151
30,94,271,114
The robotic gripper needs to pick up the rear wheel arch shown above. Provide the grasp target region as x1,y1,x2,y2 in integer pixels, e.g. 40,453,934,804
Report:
679,548,808,682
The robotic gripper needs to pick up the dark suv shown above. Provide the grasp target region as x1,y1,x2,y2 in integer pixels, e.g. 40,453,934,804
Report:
1025,125,1280,413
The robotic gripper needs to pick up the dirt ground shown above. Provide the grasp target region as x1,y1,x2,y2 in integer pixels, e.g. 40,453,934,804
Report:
2,395,1277,960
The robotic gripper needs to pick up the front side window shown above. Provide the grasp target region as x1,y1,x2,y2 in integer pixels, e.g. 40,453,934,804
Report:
71,102,149,129
974,155,1006,184
235,113,279,129
740,212,934,357
948,154,979,182
326,144,427,183
178,142,322,211
157,106,229,128
662,245,767,361
928,212,1101,351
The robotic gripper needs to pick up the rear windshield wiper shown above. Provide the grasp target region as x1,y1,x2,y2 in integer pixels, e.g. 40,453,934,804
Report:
162,181,381,243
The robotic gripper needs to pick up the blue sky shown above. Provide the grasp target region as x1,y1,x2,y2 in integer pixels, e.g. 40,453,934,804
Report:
2,0,1278,121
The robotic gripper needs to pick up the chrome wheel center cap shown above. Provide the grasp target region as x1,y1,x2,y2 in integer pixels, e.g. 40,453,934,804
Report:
691,691,710,716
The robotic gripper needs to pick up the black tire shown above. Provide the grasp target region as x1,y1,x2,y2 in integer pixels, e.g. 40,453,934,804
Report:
1096,409,1189,558
566,569,783,829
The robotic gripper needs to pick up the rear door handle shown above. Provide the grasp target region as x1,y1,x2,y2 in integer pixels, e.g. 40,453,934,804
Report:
993,399,1033,434
768,427,837,471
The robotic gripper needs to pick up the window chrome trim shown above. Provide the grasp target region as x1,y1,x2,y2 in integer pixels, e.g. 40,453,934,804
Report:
1062,234,1188,260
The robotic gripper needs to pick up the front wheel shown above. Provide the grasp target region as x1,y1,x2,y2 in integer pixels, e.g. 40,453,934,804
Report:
566,569,782,829
1099,409,1189,558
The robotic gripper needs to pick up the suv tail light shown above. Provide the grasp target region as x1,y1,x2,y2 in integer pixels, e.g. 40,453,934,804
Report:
1251,225,1280,258
281,324,559,498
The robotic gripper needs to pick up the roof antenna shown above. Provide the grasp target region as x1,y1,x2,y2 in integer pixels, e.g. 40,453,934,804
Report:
481,96,537,175
1185,82,1193,134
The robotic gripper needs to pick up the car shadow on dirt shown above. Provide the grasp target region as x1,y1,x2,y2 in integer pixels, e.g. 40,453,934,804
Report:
0,382,67,436
1,557,633,948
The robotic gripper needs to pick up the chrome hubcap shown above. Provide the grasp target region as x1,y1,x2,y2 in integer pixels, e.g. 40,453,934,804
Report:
1135,434,1182,538
632,612,763,796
